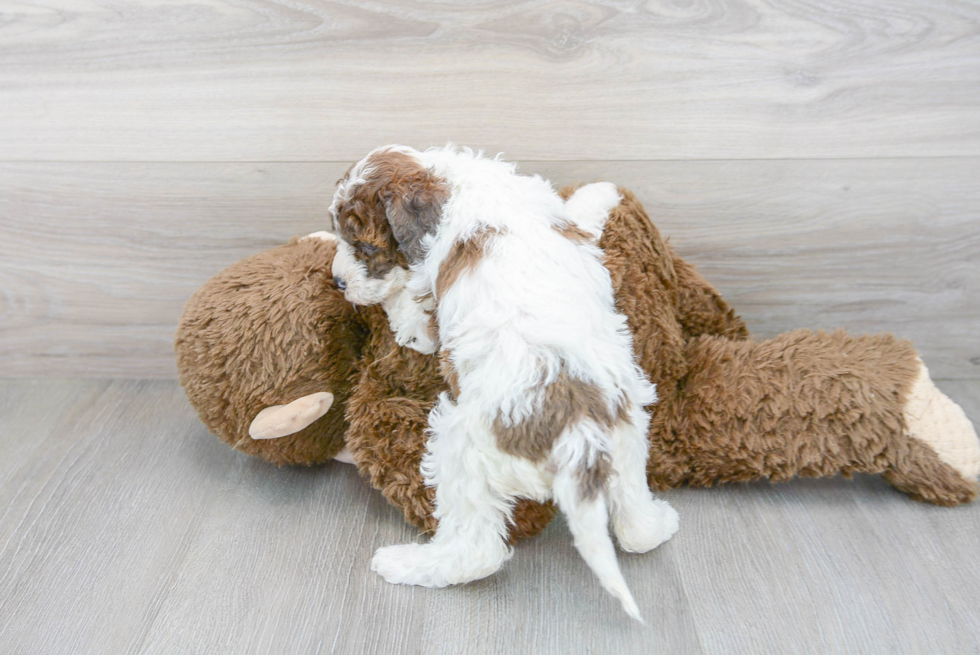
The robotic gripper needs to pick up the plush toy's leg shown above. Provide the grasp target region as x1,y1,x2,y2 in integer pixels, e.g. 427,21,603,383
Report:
883,360,980,505
607,403,679,553
649,330,980,505
671,254,750,342
370,395,522,587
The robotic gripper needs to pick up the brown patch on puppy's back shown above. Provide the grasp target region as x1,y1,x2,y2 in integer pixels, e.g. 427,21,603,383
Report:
436,229,501,298
493,371,614,463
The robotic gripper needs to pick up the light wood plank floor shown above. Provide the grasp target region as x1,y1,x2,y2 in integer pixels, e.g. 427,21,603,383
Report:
1,379,979,655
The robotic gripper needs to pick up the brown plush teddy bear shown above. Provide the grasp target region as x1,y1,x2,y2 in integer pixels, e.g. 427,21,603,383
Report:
175,185,980,543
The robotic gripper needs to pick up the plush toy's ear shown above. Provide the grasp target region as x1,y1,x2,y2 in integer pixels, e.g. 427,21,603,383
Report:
249,392,334,440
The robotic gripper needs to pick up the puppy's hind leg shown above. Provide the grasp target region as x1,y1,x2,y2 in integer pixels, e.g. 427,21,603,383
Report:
607,402,679,554
370,394,514,587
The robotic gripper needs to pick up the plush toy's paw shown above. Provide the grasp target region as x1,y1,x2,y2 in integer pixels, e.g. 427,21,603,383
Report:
371,542,508,587
904,360,980,481
614,498,679,554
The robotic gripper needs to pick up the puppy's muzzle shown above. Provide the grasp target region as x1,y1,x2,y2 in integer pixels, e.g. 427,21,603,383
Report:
333,276,347,291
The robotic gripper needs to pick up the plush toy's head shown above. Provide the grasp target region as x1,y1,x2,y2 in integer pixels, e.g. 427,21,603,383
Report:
175,235,366,465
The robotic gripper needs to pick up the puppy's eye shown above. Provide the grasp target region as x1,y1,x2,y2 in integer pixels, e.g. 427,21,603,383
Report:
359,243,380,256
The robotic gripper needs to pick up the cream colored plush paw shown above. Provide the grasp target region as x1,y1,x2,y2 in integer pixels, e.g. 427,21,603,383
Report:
903,361,980,480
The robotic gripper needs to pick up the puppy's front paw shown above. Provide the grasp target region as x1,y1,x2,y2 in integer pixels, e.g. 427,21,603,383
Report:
371,543,448,587
403,334,439,355
387,293,439,355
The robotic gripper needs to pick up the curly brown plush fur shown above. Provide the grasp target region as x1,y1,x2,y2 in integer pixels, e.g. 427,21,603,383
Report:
660,330,970,501
176,186,979,545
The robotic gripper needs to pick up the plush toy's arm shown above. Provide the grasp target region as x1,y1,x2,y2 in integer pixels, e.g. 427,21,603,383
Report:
647,329,979,506
670,254,749,342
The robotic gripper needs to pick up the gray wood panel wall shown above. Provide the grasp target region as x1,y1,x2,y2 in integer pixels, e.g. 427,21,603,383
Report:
1,0,979,378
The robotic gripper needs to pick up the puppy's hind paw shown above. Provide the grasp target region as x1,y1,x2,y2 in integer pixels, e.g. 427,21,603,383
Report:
371,543,446,587
615,498,679,554
371,541,510,587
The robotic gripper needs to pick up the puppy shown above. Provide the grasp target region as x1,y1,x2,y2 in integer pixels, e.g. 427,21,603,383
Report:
329,145,678,620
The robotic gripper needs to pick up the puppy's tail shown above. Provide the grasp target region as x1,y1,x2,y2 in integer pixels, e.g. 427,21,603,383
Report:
551,421,642,622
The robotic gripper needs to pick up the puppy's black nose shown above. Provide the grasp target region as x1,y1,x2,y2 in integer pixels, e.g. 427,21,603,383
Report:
333,276,347,291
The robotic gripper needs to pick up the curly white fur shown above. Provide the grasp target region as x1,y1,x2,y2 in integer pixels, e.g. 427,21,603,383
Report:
331,146,678,621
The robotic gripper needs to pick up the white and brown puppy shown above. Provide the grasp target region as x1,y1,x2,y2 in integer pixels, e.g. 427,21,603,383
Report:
329,145,678,621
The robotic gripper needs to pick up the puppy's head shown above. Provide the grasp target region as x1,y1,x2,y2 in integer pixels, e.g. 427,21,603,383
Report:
329,146,449,305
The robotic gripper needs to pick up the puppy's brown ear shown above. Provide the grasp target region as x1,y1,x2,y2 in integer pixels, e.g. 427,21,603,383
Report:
383,165,448,263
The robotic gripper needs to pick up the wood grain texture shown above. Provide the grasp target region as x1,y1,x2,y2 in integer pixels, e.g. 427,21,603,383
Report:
2,1,977,651
2,159,977,378
1,0,979,161
1,379,979,654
